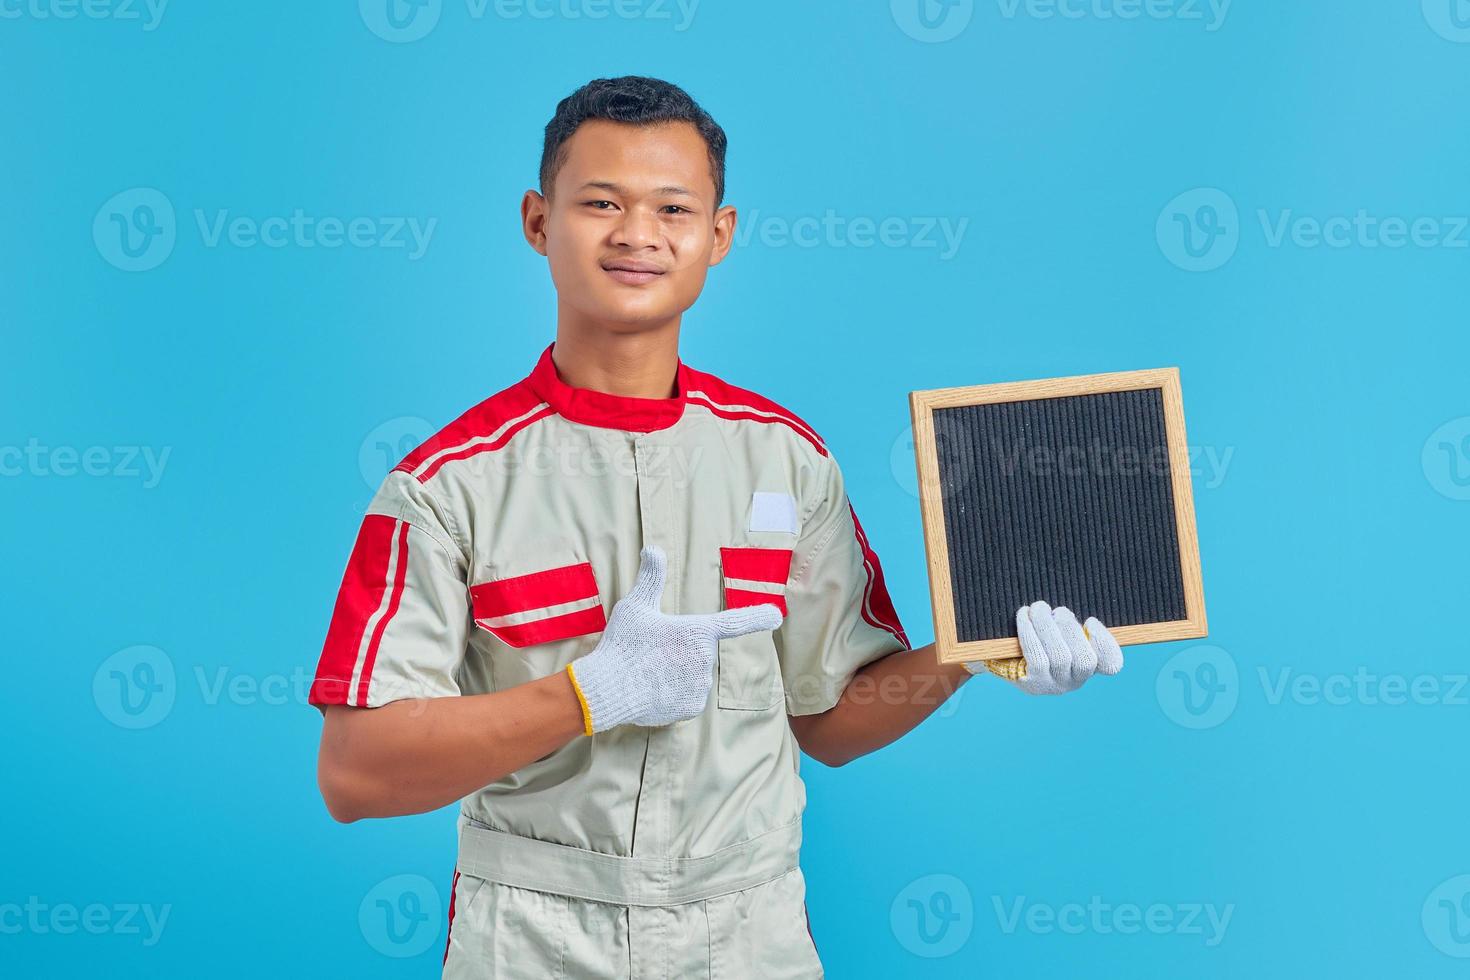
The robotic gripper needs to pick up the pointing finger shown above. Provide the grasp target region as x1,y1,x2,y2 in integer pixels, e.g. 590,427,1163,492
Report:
705,603,784,640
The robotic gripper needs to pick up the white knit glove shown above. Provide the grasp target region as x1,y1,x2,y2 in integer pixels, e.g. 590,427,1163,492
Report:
566,544,784,734
964,600,1124,695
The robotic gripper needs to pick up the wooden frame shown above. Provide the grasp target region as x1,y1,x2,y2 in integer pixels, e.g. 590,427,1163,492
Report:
909,367,1208,666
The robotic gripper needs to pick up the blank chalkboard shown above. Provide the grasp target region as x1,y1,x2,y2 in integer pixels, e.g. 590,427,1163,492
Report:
910,368,1207,665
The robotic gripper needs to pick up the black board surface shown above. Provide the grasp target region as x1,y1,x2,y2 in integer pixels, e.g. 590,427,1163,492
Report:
932,387,1187,643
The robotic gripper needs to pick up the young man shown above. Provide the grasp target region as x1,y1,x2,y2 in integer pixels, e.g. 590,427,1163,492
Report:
309,76,1125,979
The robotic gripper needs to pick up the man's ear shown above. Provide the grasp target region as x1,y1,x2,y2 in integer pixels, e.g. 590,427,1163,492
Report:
708,204,738,267
522,189,550,256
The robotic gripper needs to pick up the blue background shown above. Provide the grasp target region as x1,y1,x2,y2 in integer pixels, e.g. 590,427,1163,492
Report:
5,1,1468,976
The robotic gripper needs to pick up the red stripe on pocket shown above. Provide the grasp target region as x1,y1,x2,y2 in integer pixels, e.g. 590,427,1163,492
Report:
470,561,600,619
486,604,608,649
719,547,794,584
723,587,788,617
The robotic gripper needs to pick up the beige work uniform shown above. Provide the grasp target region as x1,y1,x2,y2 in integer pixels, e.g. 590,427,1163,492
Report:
309,342,910,978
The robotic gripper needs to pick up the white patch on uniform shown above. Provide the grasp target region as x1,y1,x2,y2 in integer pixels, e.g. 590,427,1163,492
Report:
748,491,798,534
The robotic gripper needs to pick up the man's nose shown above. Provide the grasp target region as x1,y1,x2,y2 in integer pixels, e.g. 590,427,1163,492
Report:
611,207,660,248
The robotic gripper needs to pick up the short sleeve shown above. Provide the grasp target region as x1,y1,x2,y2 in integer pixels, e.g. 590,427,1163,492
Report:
308,470,471,713
775,452,910,716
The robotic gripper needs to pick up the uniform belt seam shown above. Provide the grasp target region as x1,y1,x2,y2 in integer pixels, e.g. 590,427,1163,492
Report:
457,816,802,907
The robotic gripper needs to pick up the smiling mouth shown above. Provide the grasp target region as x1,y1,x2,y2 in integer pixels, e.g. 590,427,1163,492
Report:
602,264,665,286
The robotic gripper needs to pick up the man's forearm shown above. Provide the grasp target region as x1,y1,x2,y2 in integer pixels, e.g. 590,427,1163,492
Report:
317,669,586,822
789,643,973,767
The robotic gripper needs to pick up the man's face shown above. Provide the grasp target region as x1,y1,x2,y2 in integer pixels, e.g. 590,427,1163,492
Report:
523,119,735,330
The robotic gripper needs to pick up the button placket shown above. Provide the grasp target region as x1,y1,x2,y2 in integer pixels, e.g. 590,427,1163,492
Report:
630,433,679,863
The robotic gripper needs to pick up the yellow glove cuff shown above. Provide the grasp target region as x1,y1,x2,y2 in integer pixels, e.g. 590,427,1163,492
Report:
565,662,595,737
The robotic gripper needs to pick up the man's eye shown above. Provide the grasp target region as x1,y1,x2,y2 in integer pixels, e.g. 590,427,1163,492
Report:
663,205,691,215
585,200,615,210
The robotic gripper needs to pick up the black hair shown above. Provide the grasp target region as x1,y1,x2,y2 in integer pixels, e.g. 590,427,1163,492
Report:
540,76,727,207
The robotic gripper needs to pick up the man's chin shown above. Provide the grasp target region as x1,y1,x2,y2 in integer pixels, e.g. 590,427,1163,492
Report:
582,294,684,329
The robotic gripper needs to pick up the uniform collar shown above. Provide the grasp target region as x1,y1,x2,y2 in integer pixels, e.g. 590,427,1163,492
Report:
526,341,691,433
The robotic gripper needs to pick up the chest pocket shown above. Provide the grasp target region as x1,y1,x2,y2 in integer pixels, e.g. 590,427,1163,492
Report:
716,547,793,710
469,560,607,649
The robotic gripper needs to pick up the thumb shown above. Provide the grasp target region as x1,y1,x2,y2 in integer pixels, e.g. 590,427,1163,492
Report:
623,545,668,609
704,603,784,640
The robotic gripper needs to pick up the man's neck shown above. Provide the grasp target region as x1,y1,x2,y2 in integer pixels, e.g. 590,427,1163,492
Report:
550,318,682,399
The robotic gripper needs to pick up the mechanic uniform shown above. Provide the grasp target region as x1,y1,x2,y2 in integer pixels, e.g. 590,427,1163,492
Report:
309,341,910,979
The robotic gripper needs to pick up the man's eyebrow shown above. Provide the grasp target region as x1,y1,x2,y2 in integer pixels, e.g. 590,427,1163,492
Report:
577,180,697,198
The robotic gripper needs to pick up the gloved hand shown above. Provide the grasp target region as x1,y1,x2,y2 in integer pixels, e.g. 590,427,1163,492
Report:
965,600,1124,695
566,544,784,734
